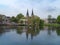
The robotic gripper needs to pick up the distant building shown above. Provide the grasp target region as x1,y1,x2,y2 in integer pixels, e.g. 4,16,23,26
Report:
19,19,27,24
3,16,11,24
0,15,3,24
19,9,35,25
43,18,56,24
43,19,48,24
26,9,34,25
19,9,39,28
0,14,11,25
48,18,56,23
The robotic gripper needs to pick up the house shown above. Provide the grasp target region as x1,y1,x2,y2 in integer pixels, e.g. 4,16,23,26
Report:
0,14,3,24
43,18,56,24
3,16,11,24
43,19,48,24
19,18,27,25
0,14,11,25
48,18,56,23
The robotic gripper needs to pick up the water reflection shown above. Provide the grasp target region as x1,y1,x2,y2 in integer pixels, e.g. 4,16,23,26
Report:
16,26,24,35
56,28,60,36
16,26,40,40
0,26,17,36
0,26,5,36
47,26,56,35
0,26,60,45
0,26,60,39
26,26,40,40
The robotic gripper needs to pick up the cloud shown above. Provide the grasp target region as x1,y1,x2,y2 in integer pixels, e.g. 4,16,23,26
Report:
0,0,60,18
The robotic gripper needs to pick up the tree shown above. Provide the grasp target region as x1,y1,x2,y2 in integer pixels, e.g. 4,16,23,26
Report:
10,16,18,23
0,15,3,23
34,16,40,23
57,15,60,24
39,19,44,27
16,13,24,22
30,15,40,28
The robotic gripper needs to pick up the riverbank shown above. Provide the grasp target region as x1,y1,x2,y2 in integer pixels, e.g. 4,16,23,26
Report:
45,23,60,27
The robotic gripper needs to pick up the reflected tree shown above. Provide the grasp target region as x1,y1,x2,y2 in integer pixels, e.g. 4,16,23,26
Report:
47,26,52,35
16,26,24,35
56,28,60,36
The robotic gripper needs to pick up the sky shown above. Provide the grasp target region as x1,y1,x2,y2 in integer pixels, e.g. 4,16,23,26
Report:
0,0,60,19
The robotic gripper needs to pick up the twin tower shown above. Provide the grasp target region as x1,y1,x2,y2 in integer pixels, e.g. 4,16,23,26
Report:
26,9,35,26
26,9,34,18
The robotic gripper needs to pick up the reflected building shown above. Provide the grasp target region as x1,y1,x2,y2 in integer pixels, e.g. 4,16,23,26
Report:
47,26,56,35
26,26,40,40
16,26,40,40
47,27,51,35
0,26,11,36
0,27,5,36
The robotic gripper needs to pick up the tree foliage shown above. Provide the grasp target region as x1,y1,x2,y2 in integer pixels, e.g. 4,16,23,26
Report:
10,13,24,23
27,15,40,28
16,13,24,21
10,16,18,23
39,19,44,27
57,15,60,24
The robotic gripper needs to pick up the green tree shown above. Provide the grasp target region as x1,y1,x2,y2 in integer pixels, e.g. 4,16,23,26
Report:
57,15,60,24
16,13,24,22
34,16,40,26
0,15,3,23
10,16,17,23
30,15,40,28
39,19,44,27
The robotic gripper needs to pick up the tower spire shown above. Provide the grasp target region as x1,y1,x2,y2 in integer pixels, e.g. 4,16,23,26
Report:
26,9,29,17
31,9,34,17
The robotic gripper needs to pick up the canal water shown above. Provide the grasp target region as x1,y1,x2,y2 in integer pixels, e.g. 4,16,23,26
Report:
0,26,60,45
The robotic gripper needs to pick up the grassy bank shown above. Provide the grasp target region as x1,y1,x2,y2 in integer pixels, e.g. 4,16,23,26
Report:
45,23,60,27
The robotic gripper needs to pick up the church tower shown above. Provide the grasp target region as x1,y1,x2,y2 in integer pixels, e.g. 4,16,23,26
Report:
26,9,29,18
31,9,35,28
26,9,29,26
31,9,34,17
